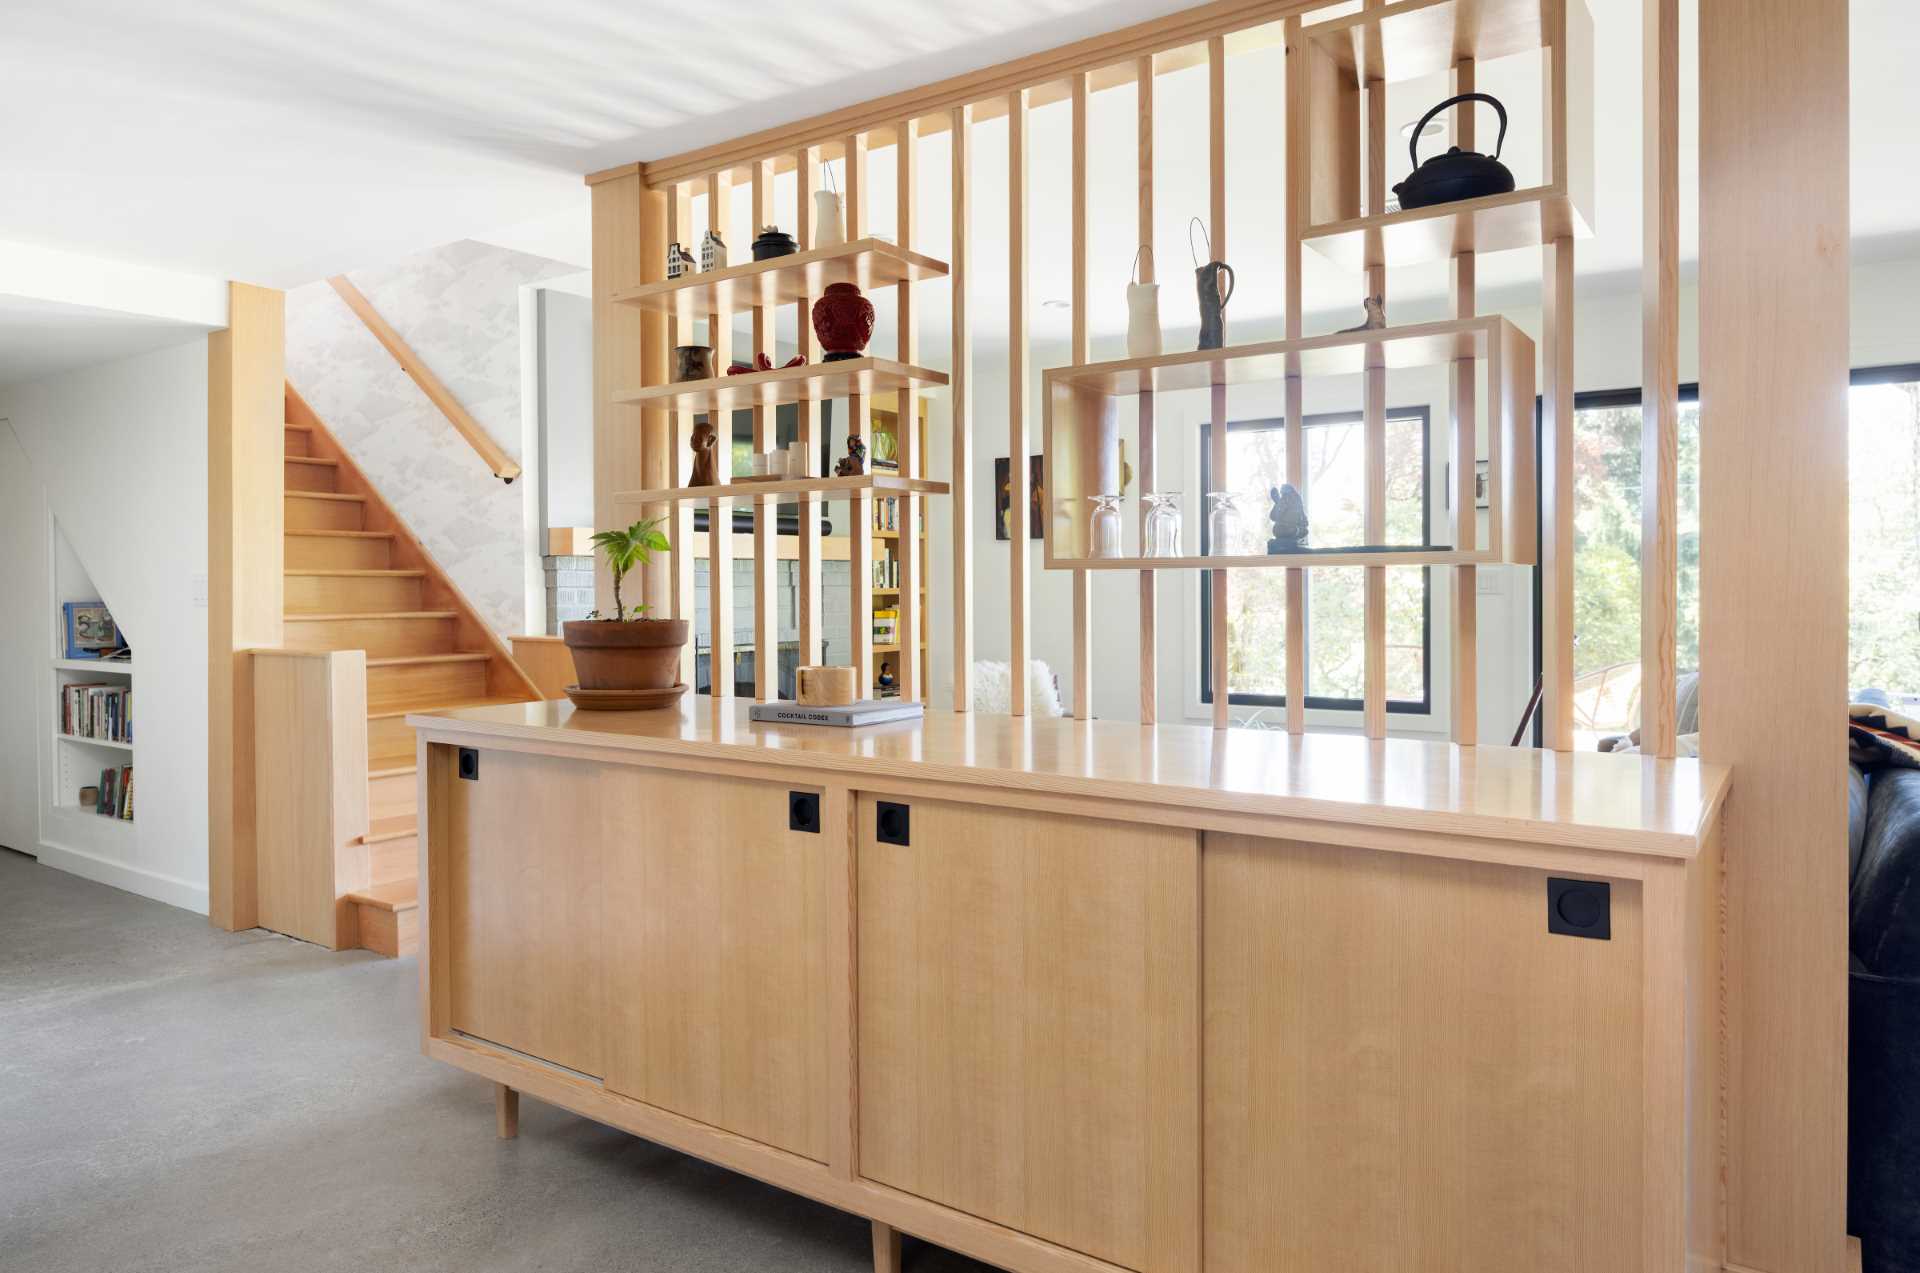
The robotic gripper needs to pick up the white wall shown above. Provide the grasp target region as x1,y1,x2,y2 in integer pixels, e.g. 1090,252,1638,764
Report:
538,288,595,530
0,338,212,911
930,252,1920,736
285,239,578,637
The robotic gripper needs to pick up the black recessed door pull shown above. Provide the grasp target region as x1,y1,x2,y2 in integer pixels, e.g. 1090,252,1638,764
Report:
1547,877,1610,940
876,801,910,846
789,791,821,834
457,747,479,781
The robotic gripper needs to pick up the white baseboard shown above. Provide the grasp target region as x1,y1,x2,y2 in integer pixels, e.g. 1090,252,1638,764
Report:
33,838,209,915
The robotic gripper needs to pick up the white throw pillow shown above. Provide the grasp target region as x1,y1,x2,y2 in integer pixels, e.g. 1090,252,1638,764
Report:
972,660,1065,718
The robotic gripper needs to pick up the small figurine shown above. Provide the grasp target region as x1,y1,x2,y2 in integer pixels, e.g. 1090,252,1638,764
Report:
1117,438,1134,494
1267,483,1309,553
689,418,719,486
700,229,727,272
877,660,897,694
834,435,868,477
666,241,694,280
1338,295,1387,333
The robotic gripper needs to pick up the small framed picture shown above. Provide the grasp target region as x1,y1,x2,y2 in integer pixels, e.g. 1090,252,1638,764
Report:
63,601,118,660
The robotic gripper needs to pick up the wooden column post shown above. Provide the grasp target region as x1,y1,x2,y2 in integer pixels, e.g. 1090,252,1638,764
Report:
1206,36,1229,732
707,168,734,701
796,147,824,673
590,173,656,617
1069,73,1094,721
896,118,923,703
1360,5,1389,740
1282,17,1308,735
667,182,697,689
950,105,974,712
208,280,285,931
1701,1,1849,1269
844,135,874,696
1007,90,1031,716
1641,0,1680,757
751,159,777,701
1136,54,1158,725
1450,57,1479,746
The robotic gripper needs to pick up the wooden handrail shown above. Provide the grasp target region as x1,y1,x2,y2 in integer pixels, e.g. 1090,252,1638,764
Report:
326,276,522,482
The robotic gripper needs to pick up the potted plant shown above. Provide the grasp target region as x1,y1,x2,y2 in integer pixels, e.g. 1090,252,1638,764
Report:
561,518,688,704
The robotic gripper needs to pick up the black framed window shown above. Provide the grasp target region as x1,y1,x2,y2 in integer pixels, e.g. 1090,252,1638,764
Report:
1200,410,1433,713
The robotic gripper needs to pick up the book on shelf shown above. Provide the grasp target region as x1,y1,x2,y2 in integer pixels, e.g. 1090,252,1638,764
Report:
872,608,899,644
96,765,133,819
61,683,132,743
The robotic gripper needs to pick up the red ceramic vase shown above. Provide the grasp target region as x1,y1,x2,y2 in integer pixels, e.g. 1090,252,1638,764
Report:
811,282,875,362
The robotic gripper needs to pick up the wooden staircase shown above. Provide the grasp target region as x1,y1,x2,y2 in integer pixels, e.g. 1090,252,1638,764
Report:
282,385,539,956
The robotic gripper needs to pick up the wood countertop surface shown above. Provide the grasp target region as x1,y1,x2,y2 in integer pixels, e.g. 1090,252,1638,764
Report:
408,700,1729,860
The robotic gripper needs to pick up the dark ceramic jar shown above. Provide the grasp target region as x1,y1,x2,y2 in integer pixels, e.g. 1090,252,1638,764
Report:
811,282,875,362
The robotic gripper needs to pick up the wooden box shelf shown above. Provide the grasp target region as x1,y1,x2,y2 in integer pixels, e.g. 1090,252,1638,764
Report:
613,356,947,414
1041,316,1535,569
1298,0,1594,269
612,472,949,507
611,237,948,317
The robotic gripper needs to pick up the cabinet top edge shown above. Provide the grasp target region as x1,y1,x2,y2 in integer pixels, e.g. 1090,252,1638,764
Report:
409,701,1728,860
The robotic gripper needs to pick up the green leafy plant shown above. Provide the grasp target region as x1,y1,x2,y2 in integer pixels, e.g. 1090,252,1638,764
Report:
590,517,671,622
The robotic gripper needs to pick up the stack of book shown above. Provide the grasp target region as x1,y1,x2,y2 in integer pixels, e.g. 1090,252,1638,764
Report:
871,557,900,588
872,608,899,645
872,497,900,531
61,683,132,743
95,765,134,820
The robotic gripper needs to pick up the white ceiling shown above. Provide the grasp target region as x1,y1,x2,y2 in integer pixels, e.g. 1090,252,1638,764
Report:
1,0,1913,358
0,295,211,387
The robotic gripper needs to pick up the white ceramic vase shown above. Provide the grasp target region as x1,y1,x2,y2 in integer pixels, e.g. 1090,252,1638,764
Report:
1126,246,1161,358
814,190,846,249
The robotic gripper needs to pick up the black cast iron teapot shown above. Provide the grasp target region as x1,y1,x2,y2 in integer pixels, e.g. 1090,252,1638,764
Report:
1393,92,1516,210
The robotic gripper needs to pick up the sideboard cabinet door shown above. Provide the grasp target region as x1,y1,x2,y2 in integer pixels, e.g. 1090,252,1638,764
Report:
856,794,1200,1272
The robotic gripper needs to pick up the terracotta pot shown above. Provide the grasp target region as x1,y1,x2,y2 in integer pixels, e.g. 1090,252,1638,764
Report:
562,619,689,692
811,282,874,362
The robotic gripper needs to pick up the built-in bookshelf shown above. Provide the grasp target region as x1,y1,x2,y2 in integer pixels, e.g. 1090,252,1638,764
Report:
867,402,929,698
47,519,134,831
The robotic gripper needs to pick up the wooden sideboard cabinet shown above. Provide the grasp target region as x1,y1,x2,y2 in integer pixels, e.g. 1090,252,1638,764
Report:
412,701,1728,1273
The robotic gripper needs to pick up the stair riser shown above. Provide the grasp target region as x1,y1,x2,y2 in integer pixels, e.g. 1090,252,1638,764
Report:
284,460,337,494
285,574,423,614
285,495,365,532
283,615,454,657
367,659,488,706
369,770,417,823
368,714,422,763
284,427,311,457
367,834,418,887
285,535,392,570
353,902,418,958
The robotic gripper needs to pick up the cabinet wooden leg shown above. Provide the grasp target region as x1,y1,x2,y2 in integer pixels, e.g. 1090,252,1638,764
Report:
495,1083,519,1139
870,1220,902,1273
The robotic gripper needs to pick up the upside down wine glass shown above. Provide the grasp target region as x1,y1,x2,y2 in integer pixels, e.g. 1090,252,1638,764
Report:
1142,492,1182,558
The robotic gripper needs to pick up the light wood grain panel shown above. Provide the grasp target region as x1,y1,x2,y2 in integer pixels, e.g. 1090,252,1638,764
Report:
1070,72,1094,721
508,635,575,700
1540,236,1575,750
1641,0,1679,758
857,794,1199,1269
1136,54,1157,725
253,650,368,948
445,749,606,1076
1008,89,1031,716
950,104,975,712
1700,2,1849,1268
709,494,734,700
896,118,922,703
592,173,650,615
795,149,824,671
752,160,778,701
1204,832,1642,1272
1360,4,1388,740
1207,37,1229,731
603,770,830,1160
1450,56,1479,746
668,182,698,686
208,281,285,931
846,133,876,695
1282,17,1307,735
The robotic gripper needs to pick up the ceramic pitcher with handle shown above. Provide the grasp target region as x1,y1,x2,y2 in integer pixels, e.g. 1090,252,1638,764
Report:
1126,245,1162,358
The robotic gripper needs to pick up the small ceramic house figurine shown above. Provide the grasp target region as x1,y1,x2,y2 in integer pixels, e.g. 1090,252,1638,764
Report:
1267,483,1310,552
1339,295,1387,332
689,418,720,487
834,435,868,477
700,229,727,272
666,240,694,280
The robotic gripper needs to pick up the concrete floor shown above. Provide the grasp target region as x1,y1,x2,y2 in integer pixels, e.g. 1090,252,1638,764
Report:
0,850,996,1273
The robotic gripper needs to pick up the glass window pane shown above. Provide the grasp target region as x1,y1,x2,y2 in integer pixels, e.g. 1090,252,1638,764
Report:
1307,567,1365,700
1849,381,1920,695
1385,566,1425,702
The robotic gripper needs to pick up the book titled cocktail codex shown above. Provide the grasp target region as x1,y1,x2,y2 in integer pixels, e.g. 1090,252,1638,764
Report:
748,700,926,728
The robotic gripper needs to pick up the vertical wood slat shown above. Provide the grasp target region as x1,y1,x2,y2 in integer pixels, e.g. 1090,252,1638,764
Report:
751,160,777,701
1070,73,1094,721
1641,0,1680,757
1282,17,1307,735
1361,0,1388,740
1450,58,1479,746
707,168,734,701
845,134,875,696
1008,89,1031,717
668,183,697,689
1701,2,1850,1268
896,119,922,703
1541,237,1575,749
950,105,975,712
1136,54,1158,725
1207,36,1229,731
796,146,823,673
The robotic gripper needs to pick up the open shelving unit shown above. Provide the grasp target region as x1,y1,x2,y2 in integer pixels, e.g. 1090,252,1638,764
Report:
611,236,947,315
46,519,135,833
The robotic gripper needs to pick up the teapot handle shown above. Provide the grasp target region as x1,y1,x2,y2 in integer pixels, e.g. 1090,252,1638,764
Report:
1408,92,1509,169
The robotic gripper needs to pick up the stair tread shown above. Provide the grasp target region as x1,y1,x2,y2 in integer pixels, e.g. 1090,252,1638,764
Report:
361,814,418,844
285,491,365,502
346,881,417,912
369,694,522,720
367,652,489,667
285,530,393,539
284,569,425,578
284,610,457,621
